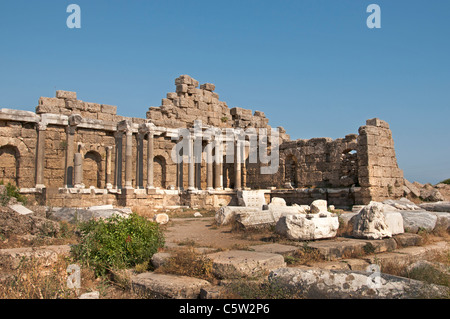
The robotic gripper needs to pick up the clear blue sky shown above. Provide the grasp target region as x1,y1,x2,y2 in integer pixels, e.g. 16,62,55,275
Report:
0,0,449,184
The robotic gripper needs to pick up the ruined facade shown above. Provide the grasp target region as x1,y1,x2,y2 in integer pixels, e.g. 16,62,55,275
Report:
0,75,404,210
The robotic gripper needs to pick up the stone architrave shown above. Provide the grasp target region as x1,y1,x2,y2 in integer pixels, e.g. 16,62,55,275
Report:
353,202,392,240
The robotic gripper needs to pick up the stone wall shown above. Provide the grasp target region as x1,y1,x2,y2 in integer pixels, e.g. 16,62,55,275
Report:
357,118,404,203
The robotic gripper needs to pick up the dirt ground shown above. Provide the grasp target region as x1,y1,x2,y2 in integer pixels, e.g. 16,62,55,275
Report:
162,217,275,250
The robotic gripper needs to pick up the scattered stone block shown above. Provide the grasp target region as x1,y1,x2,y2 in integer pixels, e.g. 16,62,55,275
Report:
79,291,100,299
432,212,450,232
310,199,328,214
101,104,117,115
275,214,339,241
207,250,286,279
399,211,437,233
268,267,449,299
131,272,211,299
151,252,171,269
0,245,71,270
237,190,266,208
248,243,298,256
353,202,392,239
214,206,260,226
56,90,77,100
307,239,367,261
361,238,397,253
200,83,215,92
419,201,450,213
383,211,404,235
269,197,286,207
393,233,423,247
153,213,170,225
8,204,33,216
200,286,224,299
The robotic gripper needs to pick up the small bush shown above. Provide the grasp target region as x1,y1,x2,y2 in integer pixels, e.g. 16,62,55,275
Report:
439,179,450,185
0,181,27,206
71,213,165,276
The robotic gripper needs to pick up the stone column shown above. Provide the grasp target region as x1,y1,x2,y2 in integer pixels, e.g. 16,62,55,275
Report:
113,131,123,189
64,115,82,188
146,130,154,190
206,142,213,191
105,146,112,189
136,134,144,189
74,153,84,188
234,140,242,190
64,127,75,188
214,138,223,190
124,128,133,190
35,121,47,189
177,149,184,190
242,142,247,188
188,136,196,191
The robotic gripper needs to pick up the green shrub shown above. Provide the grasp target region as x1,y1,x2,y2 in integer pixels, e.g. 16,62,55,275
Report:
0,181,27,205
71,213,165,276
439,179,450,185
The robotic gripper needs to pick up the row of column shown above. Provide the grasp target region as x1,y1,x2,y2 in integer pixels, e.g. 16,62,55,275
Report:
34,118,246,191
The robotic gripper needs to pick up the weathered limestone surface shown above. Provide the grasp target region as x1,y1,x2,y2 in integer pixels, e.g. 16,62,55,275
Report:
214,206,260,226
419,201,450,213
353,202,392,239
233,206,305,230
310,199,328,214
248,243,299,256
268,267,449,299
131,272,211,299
399,211,438,233
237,190,267,208
153,213,170,225
275,214,339,241
0,245,71,270
207,250,286,279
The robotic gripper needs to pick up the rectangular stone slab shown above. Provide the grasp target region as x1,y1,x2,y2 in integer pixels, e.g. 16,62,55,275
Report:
207,250,286,279
131,272,211,299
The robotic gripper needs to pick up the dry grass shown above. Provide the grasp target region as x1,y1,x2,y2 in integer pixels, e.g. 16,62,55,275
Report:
0,255,81,299
284,245,324,266
221,279,305,299
379,250,450,288
0,254,143,299
0,221,79,250
155,247,215,282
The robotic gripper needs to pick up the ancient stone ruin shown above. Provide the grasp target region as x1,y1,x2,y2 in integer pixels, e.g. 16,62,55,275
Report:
0,75,406,211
